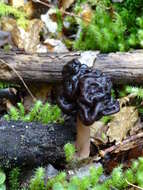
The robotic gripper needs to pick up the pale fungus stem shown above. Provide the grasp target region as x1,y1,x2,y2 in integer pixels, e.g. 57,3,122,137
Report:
75,117,90,159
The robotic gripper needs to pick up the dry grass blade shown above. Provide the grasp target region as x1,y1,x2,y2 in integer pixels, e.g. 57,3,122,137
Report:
126,179,143,190
0,58,36,101
33,0,91,23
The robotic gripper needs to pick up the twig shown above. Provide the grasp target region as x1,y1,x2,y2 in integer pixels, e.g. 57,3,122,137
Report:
126,179,143,190
99,132,143,157
0,59,36,101
32,0,91,23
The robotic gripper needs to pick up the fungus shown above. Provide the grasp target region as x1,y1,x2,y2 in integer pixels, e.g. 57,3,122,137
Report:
58,59,120,158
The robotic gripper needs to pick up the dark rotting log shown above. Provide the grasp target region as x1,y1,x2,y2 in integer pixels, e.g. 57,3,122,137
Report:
0,119,76,169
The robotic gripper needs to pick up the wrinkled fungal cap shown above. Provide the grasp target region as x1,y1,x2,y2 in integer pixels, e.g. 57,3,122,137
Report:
58,59,120,126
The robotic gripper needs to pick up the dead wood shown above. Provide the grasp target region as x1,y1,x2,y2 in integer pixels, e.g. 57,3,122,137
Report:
0,50,143,84
0,120,75,169
100,132,143,157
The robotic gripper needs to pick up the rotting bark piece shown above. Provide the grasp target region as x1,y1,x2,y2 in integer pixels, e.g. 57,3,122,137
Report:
107,106,138,143
0,120,76,169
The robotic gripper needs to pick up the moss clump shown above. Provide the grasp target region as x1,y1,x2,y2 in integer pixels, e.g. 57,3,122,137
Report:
0,169,6,190
4,101,64,124
64,143,76,162
9,167,20,190
74,3,126,52
23,157,143,190
29,167,45,190
0,3,28,28
73,0,143,52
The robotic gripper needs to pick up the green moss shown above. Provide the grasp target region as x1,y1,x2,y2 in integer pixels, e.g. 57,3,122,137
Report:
125,86,143,99
0,170,6,190
100,116,112,124
74,3,126,52
0,3,26,18
0,3,28,29
29,167,45,190
24,157,143,190
73,0,143,52
4,101,64,125
64,143,76,162
56,8,63,32
0,81,19,89
9,168,20,190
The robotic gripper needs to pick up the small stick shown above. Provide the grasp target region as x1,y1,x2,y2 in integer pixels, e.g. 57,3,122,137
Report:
100,132,143,157
0,59,36,101
32,0,91,23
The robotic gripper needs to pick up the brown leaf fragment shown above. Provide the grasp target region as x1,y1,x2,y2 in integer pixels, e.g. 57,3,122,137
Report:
41,8,58,34
107,106,138,143
79,4,93,25
44,38,68,52
24,1,48,18
1,17,43,53
23,1,35,19
13,19,43,53
5,99,15,112
1,17,17,32
90,121,108,146
59,0,75,11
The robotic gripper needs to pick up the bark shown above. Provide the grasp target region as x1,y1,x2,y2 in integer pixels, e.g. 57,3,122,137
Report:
94,51,143,84
0,120,75,169
0,51,80,83
0,50,143,84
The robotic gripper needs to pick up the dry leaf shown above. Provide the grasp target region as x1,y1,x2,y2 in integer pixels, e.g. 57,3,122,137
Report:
59,0,75,11
107,106,138,143
12,19,43,53
1,17,17,32
44,38,68,52
23,1,35,18
41,8,58,34
24,1,48,18
90,121,108,146
1,17,43,53
5,99,15,112
79,4,93,25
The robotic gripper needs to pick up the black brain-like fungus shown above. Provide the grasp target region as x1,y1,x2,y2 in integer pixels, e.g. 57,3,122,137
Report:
57,59,120,126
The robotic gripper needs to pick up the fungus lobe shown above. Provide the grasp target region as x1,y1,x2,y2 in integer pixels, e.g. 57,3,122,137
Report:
58,59,120,125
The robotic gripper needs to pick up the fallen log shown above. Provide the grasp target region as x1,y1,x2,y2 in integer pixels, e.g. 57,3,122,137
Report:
0,51,80,83
0,120,76,169
0,50,143,84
